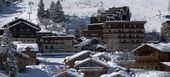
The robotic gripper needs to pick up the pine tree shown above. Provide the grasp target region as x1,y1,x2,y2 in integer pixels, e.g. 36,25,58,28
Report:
37,0,45,19
53,0,65,23
49,1,56,19
75,28,82,40
1,28,18,77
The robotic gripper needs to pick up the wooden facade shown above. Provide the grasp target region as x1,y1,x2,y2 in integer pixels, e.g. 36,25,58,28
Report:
74,58,108,77
41,36,77,53
131,44,170,71
1,18,79,53
55,68,84,77
2,18,41,43
55,72,79,77
65,51,94,68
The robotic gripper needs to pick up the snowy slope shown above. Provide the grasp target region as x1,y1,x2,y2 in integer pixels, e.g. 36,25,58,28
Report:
0,0,169,32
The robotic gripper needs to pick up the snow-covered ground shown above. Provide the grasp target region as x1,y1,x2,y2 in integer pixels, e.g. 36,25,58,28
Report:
0,0,169,32
17,56,65,77
0,52,168,77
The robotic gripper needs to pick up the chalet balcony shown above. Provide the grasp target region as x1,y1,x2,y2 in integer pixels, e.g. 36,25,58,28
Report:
135,56,159,62
79,67,104,71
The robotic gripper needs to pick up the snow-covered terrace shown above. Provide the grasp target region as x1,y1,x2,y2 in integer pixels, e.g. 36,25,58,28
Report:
16,43,39,52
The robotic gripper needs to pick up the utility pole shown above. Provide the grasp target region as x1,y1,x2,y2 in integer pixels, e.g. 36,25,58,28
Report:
28,0,34,20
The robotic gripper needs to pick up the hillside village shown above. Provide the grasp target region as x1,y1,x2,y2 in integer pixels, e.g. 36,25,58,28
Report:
0,0,170,77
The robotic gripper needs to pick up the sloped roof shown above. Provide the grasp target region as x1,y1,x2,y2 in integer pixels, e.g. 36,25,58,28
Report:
132,43,170,53
74,37,91,47
100,70,130,77
66,50,94,62
74,58,109,68
105,21,147,24
92,52,111,61
55,68,84,77
96,44,106,49
2,18,41,31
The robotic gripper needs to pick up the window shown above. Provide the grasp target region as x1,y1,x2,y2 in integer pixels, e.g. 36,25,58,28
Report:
134,25,136,28
27,29,30,31
123,25,125,28
51,40,53,43
50,45,53,49
108,25,111,28
20,28,23,31
45,45,48,49
108,30,111,32
14,28,17,31
31,40,34,42
27,40,30,42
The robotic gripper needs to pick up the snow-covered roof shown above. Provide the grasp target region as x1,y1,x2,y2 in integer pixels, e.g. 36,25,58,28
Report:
105,21,147,24
100,70,131,77
16,43,39,52
74,58,109,67
41,35,74,40
74,37,91,47
66,50,94,61
3,18,40,31
96,44,106,49
88,23,104,26
132,43,170,52
54,68,84,77
92,52,111,61
161,62,170,66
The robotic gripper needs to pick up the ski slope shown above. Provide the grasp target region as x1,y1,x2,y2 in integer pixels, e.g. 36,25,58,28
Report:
0,0,169,32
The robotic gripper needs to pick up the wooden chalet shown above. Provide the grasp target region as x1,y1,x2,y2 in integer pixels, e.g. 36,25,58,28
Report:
65,50,94,68
74,58,109,77
131,43,170,71
2,18,41,43
54,68,84,77
92,52,111,62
